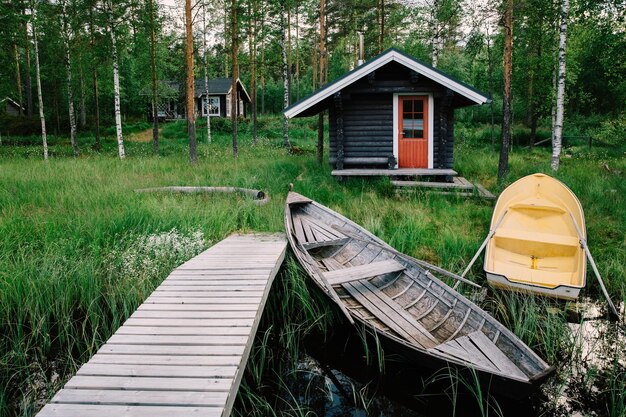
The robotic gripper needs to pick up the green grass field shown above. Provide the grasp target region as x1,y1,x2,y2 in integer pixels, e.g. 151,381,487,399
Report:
0,118,624,416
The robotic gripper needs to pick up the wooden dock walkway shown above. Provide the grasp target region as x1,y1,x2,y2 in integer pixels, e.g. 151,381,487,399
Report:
36,233,287,417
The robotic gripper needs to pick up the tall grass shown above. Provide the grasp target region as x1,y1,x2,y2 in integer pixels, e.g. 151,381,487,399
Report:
0,119,624,416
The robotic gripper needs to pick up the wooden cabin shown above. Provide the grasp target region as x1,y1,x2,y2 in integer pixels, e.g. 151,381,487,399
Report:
194,78,250,119
1,97,24,116
284,48,490,177
143,78,250,121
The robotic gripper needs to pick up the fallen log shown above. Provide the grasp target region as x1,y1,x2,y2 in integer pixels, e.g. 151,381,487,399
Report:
135,186,270,206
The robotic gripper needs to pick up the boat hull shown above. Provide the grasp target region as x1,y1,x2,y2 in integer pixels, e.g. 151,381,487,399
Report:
487,272,582,300
484,173,586,299
284,191,555,398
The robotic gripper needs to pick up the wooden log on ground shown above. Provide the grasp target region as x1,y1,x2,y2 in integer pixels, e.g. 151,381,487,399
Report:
135,186,270,206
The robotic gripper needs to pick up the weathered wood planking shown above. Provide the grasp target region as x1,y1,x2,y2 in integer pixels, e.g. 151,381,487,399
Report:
36,234,287,417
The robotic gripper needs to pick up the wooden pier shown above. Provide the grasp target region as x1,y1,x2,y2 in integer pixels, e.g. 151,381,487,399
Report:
36,233,287,417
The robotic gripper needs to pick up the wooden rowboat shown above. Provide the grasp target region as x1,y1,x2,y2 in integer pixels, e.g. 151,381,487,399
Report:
285,191,554,398
484,173,586,300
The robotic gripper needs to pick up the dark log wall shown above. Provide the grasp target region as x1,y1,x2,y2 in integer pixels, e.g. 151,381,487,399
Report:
328,61,456,169
329,93,393,167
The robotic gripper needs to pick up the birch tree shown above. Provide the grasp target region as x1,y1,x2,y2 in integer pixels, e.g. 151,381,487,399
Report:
203,0,211,144
185,0,197,163
13,42,23,115
61,0,80,156
260,0,265,114
107,0,125,159
30,0,48,160
551,0,568,171
231,0,238,157
89,3,101,150
497,0,513,182
23,7,33,117
149,0,159,154
280,0,291,151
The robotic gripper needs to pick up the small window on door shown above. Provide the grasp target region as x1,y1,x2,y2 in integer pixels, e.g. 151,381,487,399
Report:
402,98,425,139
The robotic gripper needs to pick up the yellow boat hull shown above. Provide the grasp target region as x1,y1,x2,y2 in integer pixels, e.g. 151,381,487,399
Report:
484,173,586,300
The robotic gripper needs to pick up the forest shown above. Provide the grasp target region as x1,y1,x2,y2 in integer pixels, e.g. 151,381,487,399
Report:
0,0,624,158
0,1,625,417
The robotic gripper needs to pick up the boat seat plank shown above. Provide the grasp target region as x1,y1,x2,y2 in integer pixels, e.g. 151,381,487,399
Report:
344,280,439,348
323,260,406,285
494,228,579,247
467,331,527,379
302,237,350,250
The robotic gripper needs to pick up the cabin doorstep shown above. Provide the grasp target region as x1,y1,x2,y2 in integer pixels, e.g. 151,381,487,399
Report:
284,48,490,176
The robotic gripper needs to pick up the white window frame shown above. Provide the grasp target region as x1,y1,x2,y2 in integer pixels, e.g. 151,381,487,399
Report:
202,96,220,117
226,96,231,117
392,93,434,169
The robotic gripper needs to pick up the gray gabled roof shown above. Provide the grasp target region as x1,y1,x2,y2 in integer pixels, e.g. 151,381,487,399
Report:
139,78,251,102
194,78,251,102
284,48,491,118
1,97,24,110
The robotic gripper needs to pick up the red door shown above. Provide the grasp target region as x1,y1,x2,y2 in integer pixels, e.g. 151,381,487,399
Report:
398,96,428,168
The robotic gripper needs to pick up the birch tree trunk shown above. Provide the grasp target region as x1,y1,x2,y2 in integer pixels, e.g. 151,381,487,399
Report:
231,0,239,157
61,0,80,156
317,0,326,164
203,0,211,144
107,0,125,159
13,43,23,115
552,0,568,171
260,0,265,114
286,4,291,105
250,0,257,144
430,0,439,68
89,4,101,150
31,0,48,160
295,2,300,101
497,0,513,182
23,7,33,117
149,0,159,154
185,0,197,163
280,0,291,151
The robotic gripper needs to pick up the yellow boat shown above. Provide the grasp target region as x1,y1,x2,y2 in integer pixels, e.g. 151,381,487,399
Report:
484,173,586,300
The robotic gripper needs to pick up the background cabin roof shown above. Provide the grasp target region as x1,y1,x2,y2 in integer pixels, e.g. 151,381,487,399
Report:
194,78,251,102
284,48,491,118
1,97,24,111
139,78,251,102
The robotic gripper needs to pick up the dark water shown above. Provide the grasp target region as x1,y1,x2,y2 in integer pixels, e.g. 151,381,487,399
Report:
292,326,543,417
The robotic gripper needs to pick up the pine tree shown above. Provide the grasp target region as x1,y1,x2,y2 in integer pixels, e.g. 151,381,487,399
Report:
497,0,513,182
185,0,197,163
